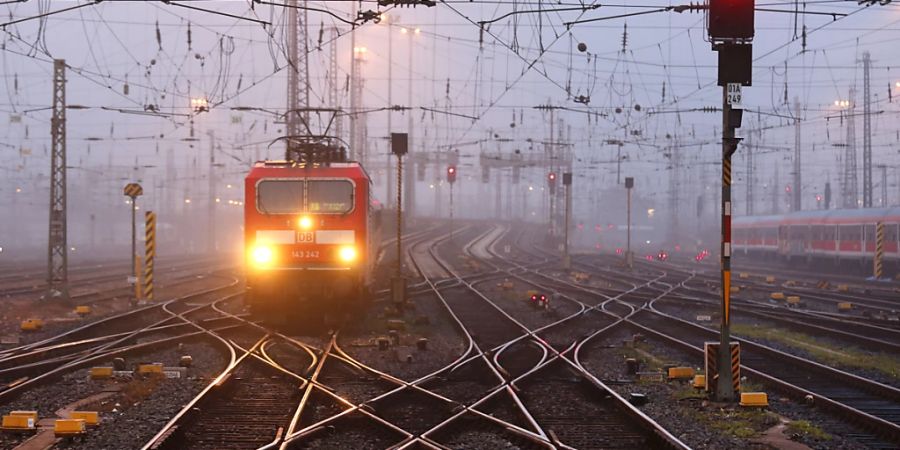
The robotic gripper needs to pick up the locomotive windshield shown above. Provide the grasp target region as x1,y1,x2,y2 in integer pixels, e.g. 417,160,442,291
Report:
308,180,354,213
256,180,304,214
256,179,353,214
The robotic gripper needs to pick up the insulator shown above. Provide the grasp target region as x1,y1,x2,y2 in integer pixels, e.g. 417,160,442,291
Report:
156,21,162,51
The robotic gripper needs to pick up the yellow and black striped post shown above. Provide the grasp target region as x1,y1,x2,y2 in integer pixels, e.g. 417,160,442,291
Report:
730,342,741,394
144,211,156,301
874,222,884,279
704,342,741,394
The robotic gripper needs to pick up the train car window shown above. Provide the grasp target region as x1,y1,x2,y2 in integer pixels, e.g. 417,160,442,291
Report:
257,180,304,214
839,225,860,241
887,224,899,242
308,180,354,213
864,225,875,242
812,226,822,240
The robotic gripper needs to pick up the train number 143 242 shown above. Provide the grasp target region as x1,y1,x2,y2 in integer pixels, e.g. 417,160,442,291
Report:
292,250,320,258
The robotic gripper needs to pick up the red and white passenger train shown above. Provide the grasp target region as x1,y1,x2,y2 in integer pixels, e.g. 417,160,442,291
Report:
244,156,380,320
733,207,900,269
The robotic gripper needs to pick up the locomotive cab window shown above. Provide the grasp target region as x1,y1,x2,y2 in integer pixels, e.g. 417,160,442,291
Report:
308,180,354,213
257,180,304,214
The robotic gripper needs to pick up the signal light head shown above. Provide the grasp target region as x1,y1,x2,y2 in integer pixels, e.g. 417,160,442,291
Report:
447,165,457,183
708,0,755,41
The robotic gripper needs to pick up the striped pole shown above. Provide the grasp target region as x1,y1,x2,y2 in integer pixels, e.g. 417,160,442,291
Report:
716,84,741,402
874,222,884,279
144,211,156,300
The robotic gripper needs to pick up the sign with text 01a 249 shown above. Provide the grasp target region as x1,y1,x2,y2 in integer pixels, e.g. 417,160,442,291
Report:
726,83,743,107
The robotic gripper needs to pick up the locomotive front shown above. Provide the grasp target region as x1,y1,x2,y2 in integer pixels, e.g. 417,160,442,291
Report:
244,161,373,320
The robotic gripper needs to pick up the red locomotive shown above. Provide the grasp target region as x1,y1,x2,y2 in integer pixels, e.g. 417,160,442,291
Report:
733,207,900,272
244,154,380,321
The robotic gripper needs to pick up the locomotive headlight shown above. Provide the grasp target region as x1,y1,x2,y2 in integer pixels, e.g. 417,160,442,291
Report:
338,246,357,263
298,216,313,230
251,245,274,266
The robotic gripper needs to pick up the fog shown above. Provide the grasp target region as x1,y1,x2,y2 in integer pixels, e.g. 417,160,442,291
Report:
2,2,899,263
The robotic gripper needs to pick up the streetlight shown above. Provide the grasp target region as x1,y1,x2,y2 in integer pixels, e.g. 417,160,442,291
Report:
378,15,401,209
191,97,209,113
401,25,420,221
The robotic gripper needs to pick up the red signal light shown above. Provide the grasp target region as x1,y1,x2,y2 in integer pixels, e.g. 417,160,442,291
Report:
447,165,457,183
708,0,755,41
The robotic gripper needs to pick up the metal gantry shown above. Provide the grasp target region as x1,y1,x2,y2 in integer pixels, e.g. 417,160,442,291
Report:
47,59,69,299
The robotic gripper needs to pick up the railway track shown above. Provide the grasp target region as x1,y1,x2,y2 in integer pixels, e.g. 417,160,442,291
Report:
145,225,462,450
417,224,690,449
0,279,245,402
504,225,900,447
0,255,225,297
12,220,895,448
629,306,900,447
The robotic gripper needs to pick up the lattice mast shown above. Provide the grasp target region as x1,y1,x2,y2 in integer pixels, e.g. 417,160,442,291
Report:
843,88,858,208
793,97,801,211
47,59,69,299
286,0,310,158
328,27,342,142
349,2,365,163
668,141,680,242
862,51,873,208
745,127,754,215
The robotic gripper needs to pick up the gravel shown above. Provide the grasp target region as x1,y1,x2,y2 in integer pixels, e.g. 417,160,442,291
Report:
0,339,227,450
431,415,534,450
473,278,580,331
339,291,467,382
578,323,879,450
654,298,900,389
287,413,402,449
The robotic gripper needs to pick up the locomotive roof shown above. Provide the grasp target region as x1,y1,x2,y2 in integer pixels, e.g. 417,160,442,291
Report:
246,160,370,180
734,207,900,226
